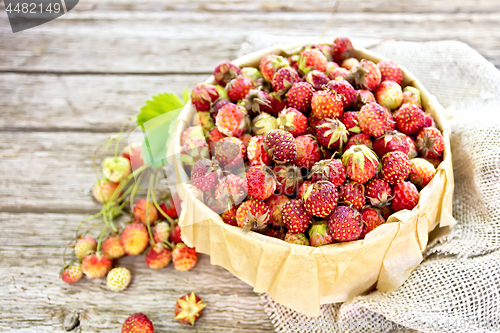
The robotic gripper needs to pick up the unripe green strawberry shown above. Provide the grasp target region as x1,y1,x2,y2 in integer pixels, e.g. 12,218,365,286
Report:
264,129,297,163
303,180,338,218
181,125,205,145
308,222,334,247
235,199,270,231
402,86,422,107
381,151,411,185
360,207,385,238
145,244,172,269
82,253,112,279
102,157,131,183
339,181,366,210
341,57,360,71
316,118,349,150
122,313,154,333
416,127,444,158
215,103,247,138
332,37,354,63
311,90,344,120
409,158,437,188
107,267,132,292
241,67,263,83
377,60,403,85
282,199,311,233
284,232,309,246
352,60,381,91
394,103,426,135
175,292,206,325
265,194,290,228
259,54,290,81
358,102,390,137
133,199,159,225
61,262,83,284
213,61,241,86
172,243,198,271
365,179,392,207
75,236,97,260
191,83,219,111
328,206,363,242
195,111,215,132
246,165,276,201
102,235,125,259
277,107,308,137
391,181,419,212
92,180,121,204
252,112,278,136
179,139,209,167
286,82,315,113
120,223,149,255
309,158,346,186
375,80,403,110
342,145,379,183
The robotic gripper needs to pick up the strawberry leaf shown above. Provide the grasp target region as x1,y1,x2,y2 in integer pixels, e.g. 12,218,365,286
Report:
136,92,185,127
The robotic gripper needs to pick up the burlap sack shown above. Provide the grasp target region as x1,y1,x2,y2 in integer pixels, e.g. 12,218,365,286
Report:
174,42,456,317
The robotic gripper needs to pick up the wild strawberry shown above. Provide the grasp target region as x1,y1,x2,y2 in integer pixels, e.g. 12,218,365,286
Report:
191,83,219,111
344,133,373,151
309,158,346,185
170,223,183,244
213,137,246,169
407,135,418,158
373,131,410,157
416,127,444,158
265,227,286,240
215,103,247,137
213,61,241,86
160,195,180,220
179,139,209,167
195,111,215,133
247,135,272,166
360,207,385,238
409,158,437,188
121,223,149,255
339,181,366,210
381,151,411,185
75,236,97,260
274,164,303,196
145,244,172,269
181,126,205,146
221,204,239,226
175,292,206,325
191,158,222,191
122,313,154,333
308,222,334,247
227,76,253,102
206,128,226,148
133,199,159,225
325,79,357,108
259,54,290,81
423,156,441,169
342,145,379,183
282,199,311,233
316,118,349,150
311,90,344,120
298,49,328,74
241,66,263,82
268,92,287,116
246,165,276,200
286,82,315,113
284,232,309,246
277,107,308,137
297,180,315,198
242,88,273,116
402,86,422,107
380,205,393,220
377,60,403,85
326,61,340,73
423,113,436,128
339,111,361,134
341,58,360,71
332,37,354,63
102,235,125,259
384,106,396,131
375,81,403,110
365,178,392,207
107,267,132,292
235,199,270,231
328,67,350,80
304,70,330,90
61,262,83,284
394,103,426,135
252,112,278,136
214,174,247,207
153,221,171,243
307,113,322,133
294,135,321,169
352,60,381,91
272,67,301,95
265,194,290,228
172,243,198,271
328,206,363,242
302,180,338,218
211,99,231,120
353,89,376,109
82,253,112,279
121,142,144,171
358,102,390,137
391,181,419,212
264,129,297,163
102,156,131,183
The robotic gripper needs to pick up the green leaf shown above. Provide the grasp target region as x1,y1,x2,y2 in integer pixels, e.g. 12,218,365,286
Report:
182,89,190,104
136,92,184,127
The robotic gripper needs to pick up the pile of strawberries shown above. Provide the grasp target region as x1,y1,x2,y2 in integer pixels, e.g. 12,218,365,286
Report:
182,37,444,246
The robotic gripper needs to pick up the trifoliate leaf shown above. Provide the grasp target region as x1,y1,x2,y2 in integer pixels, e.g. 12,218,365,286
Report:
136,92,184,127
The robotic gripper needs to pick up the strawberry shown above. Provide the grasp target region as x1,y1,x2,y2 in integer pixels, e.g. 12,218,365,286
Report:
381,151,411,185
82,253,112,279
102,156,131,183
92,180,121,204
286,82,315,113
391,181,419,212
133,199,159,225
206,128,226,147
353,89,376,109
377,60,403,85
102,235,125,259
170,223,183,244
247,135,272,166
251,112,278,136
211,99,231,119
269,92,287,117
179,139,209,167
246,165,276,200
344,133,373,151
316,118,349,150
339,111,361,135
402,86,422,107
325,79,357,108
311,90,344,120
259,54,290,82
195,111,215,133
181,126,205,146
339,181,366,210
298,49,328,74
122,313,154,333
307,113,322,133
326,61,340,74
423,156,441,169
407,135,419,159
175,292,206,325
153,222,171,243
365,178,392,207
423,113,436,128
213,137,246,169
235,199,270,231
215,103,247,137
332,37,355,63
282,199,311,233
297,180,315,198
191,158,222,191
213,61,241,86
294,135,321,169
304,70,330,90
265,227,286,240
277,107,308,137
274,164,303,196
106,267,132,292
121,142,144,171
360,207,385,238
416,127,444,158
302,180,338,218
342,144,379,183
309,158,346,186
242,88,273,116
373,131,410,157
61,262,83,284
308,222,334,247
240,133,252,147
352,60,381,91
227,76,253,102
265,194,290,228
172,243,198,271
409,158,437,188
221,204,239,226
393,103,426,135
121,223,149,255
358,102,390,137
160,195,180,220
145,244,172,269
214,174,247,207
75,236,97,260
341,58,360,71
272,67,301,96
375,81,403,110
380,205,393,220
384,106,396,131
327,67,350,81
264,129,297,163
191,83,219,111
328,206,363,242
284,232,309,246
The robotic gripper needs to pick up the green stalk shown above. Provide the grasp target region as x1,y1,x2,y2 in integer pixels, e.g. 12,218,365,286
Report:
96,224,109,253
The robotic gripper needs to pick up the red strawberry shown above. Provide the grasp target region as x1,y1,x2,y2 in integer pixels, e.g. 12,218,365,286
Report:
191,83,219,111
265,194,290,228
235,199,270,231
145,244,172,269
304,70,330,90
309,158,346,186
391,181,419,212
191,158,222,192
102,235,126,259
259,54,290,81
360,207,385,238
121,223,149,255
316,118,349,150
407,135,418,159
423,113,436,128
294,135,321,169
269,92,287,116
327,67,350,81
402,86,422,107
240,133,252,148
213,61,241,86
365,178,392,207
302,180,338,218
352,60,381,91
286,82,315,113
61,262,83,284
264,129,297,163
242,88,273,116
246,165,276,200
121,143,144,171
339,181,366,210
213,137,246,169
284,232,309,245
308,222,334,247
134,199,159,225
215,103,247,137
172,243,198,271
227,76,253,102
206,127,226,146
332,37,355,63
170,223,183,244
307,113,322,133
341,58,360,71
409,158,437,188
153,221,171,243
393,103,426,135
274,164,303,196
75,236,97,260
82,253,112,279
298,49,328,74
358,102,390,137
272,67,301,96
339,111,361,135
381,151,411,185
344,133,373,152
416,127,444,158
282,199,311,233
92,180,121,204
221,204,239,226
247,135,272,166
214,174,247,207
175,292,206,325
265,227,286,240
342,145,379,183
122,313,154,333
353,89,376,109
373,131,410,157
277,107,308,137
328,206,363,242
311,90,344,120
325,79,357,108
375,81,403,110
377,60,403,85
297,180,315,198
251,112,278,136
160,194,180,220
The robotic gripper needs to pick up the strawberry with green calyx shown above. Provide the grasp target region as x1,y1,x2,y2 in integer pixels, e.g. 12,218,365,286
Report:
264,129,297,163
260,54,290,82
61,261,83,284
107,267,132,292
145,243,172,269
294,135,321,169
82,252,112,279
241,67,263,84
277,107,308,137
122,313,154,333
227,76,253,102
273,164,303,196
236,199,270,232
304,70,330,90
381,151,412,185
360,207,385,238
353,89,376,109
342,144,379,183
214,174,247,208
311,90,344,120
375,81,403,110
339,111,361,135
309,222,334,247
416,127,444,158
377,60,403,85
309,158,346,186
393,103,426,135
75,236,97,260
247,135,272,166
102,156,132,183
121,223,149,255
286,82,315,113
365,178,392,207
402,86,422,107
191,158,223,192
339,181,366,210
172,243,198,271
409,158,437,188
328,205,363,242
373,130,410,157
298,49,328,75
316,118,349,150
102,235,125,259
358,102,390,137
282,199,311,233
302,180,338,218
246,165,276,201
265,194,290,228
175,292,206,325
351,60,382,91
215,103,247,137
272,67,301,96
332,37,355,64
241,88,273,116
341,58,360,71
252,112,278,136
213,61,241,86
284,232,309,246
191,83,219,111
391,181,419,212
